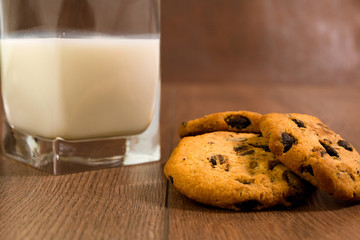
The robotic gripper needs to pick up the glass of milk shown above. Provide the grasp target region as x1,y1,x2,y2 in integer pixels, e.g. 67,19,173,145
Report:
0,0,161,174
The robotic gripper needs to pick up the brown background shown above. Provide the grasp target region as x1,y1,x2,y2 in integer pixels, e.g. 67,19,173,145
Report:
162,0,360,85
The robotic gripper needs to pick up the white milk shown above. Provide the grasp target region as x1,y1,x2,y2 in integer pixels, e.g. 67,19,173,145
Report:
1,38,160,139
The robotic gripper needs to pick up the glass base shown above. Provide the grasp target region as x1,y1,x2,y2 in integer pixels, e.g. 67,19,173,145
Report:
1,102,160,175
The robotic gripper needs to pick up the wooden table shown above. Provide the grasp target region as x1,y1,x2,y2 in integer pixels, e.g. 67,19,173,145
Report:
1,80,359,240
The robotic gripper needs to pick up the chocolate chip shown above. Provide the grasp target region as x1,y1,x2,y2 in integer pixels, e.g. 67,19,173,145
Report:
300,165,314,176
240,150,255,156
209,155,228,167
268,161,281,170
181,122,187,127
169,176,174,184
218,155,226,164
261,145,271,152
234,200,261,211
283,170,300,189
209,157,217,167
237,178,255,185
233,145,248,153
224,115,251,130
249,143,271,152
282,133,295,153
319,141,339,157
291,119,306,128
249,161,258,169
338,140,353,151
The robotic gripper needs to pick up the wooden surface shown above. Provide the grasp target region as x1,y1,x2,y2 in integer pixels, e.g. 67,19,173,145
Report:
1,81,360,240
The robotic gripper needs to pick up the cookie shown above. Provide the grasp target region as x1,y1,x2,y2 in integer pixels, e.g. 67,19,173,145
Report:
260,113,360,201
179,111,262,138
164,132,311,211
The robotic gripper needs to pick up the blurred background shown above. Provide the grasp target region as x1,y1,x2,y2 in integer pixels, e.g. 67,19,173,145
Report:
161,0,360,85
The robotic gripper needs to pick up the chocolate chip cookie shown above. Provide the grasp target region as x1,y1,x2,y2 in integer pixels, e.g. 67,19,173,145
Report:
260,113,360,201
164,132,311,211
179,111,262,138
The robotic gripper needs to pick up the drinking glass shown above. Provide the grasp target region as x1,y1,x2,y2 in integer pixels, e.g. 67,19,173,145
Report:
0,0,161,174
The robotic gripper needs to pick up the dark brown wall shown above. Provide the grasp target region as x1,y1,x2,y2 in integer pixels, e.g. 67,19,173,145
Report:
162,0,360,84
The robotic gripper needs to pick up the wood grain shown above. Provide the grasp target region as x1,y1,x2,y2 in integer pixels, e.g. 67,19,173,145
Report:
0,162,166,240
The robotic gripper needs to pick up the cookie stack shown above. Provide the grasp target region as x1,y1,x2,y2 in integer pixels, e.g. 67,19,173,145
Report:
164,111,360,211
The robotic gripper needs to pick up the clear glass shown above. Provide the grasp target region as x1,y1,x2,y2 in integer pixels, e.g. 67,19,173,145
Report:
0,0,161,174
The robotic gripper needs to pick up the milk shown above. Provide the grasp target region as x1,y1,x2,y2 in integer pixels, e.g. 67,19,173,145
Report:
1,37,160,139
